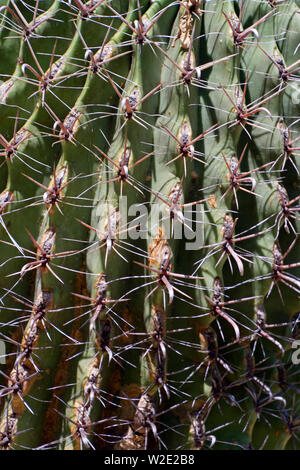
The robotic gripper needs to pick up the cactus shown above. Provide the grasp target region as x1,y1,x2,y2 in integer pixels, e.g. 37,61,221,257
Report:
0,0,299,451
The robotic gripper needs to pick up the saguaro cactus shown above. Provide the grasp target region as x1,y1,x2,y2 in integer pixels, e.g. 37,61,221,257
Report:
0,0,299,450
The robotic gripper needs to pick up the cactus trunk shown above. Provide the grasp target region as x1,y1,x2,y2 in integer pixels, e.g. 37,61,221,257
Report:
0,0,299,450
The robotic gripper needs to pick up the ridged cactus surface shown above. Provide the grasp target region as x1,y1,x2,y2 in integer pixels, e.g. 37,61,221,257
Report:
0,0,299,450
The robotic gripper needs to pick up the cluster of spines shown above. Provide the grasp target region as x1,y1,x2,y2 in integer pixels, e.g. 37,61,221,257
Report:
0,0,299,450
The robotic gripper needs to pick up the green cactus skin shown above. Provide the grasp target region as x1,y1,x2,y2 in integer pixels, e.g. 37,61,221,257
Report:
0,0,299,450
